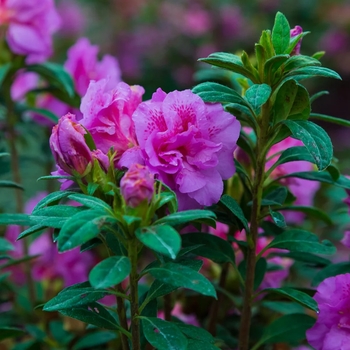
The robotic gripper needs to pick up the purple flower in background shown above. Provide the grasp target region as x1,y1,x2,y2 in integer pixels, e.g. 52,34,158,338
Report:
290,25,303,55
120,163,154,207
11,71,38,101
80,79,144,159
306,274,350,349
5,192,96,287
0,0,60,63
65,37,121,96
119,88,240,210
56,0,85,37
50,113,93,176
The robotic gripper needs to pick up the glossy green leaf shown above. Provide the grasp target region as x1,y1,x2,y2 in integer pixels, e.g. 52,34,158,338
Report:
261,187,288,206
89,256,131,289
283,120,333,170
181,232,235,265
269,207,286,228
275,206,332,225
136,225,181,259
141,317,188,350
80,238,102,253
43,285,111,311
148,262,217,298
68,194,112,212
72,331,117,350
220,194,249,232
312,262,350,286
0,237,14,252
57,210,113,252
175,323,215,343
253,313,315,348
271,12,290,54
262,287,318,312
285,66,341,82
265,229,336,255
59,302,119,330
245,84,271,111
154,210,216,228
0,327,26,341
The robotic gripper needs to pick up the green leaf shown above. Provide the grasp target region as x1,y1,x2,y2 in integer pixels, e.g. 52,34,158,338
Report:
245,84,271,111
157,181,178,213
175,323,215,343
262,287,318,312
312,262,350,286
32,191,74,212
89,256,131,289
38,175,74,181
310,91,329,103
57,210,113,252
0,327,26,341
271,12,290,54
0,237,15,252
68,194,112,213
185,340,220,350
272,80,298,123
264,54,289,79
275,206,333,225
284,55,321,72
287,84,310,120
312,51,325,60
105,232,127,256
283,120,333,170
239,258,267,290
80,238,102,253
310,113,350,128
17,224,47,240
0,63,12,87
262,187,288,206
285,66,342,81
59,302,119,330
148,262,217,298
31,205,84,229
220,194,249,232
141,317,188,350
285,32,310,55
26,62,75,97
265,229,336,255
192,82,248,105
21,106,59,123
72,331,117,350
136,225,181,259
0,213,31,226
270,251,331,267
269,207,286,228
0,180,24,190
154,210,216,228
181,232,235,265
253,313,315,348
199,52,257,82
43,285,111,311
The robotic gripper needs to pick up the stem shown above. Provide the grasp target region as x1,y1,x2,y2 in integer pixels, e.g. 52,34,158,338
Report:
129,238,140,350
207,262,230,335
116,284,130,350
164,293,172,321
238,104,270,350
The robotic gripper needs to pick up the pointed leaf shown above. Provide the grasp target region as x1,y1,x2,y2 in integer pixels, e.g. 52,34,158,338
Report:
68,194,112,212
272,12,290,54
220,194,249,232
154,210,216,228
245,84,271,111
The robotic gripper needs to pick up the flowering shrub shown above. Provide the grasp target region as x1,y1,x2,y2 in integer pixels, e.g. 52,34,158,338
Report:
1,3,350,350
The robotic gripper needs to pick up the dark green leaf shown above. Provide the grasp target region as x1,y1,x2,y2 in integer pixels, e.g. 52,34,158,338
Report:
148,262,217,298
141,317,188,350
0,237,15,252
59,302,118,330
266,229,336,255
80,238,102,253
136,225,181,259
264,55,289,79
38,175,74,181
68,194,112,212
239,258,267,290
0,180,23,190
105,232,127,256
220,194,249,232
275,206,332,225
283,120,333,170
175,323,215,343
262,287,318,312
272,80,298,123
262,187,288,206
285,66,341,81
245,84,271,111
89,256,131,289
72,331,116,350
154,210,216,228
271,12,290,54
310,113,350,128
185,340,220,350
32,191,74,212
312,262,350,286
17,224,47,240
269,207,286,228
284,55,321,72
0,327,26,341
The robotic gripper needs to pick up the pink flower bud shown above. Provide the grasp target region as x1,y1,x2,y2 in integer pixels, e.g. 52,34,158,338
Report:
290,25,303,55
49,113,93,176
120,164,154,207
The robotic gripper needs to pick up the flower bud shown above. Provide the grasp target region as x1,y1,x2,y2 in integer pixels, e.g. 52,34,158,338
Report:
290,25,303,55
50,113,93,176
120,164,154,208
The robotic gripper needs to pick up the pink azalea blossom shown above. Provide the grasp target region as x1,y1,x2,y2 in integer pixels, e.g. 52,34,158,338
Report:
306,274,350,349
266,137,320,223
56,0,85,37
0,0,60,63
11,71,38,101
158,303,200,327
290,25,303,55
80,79,144,158
119,88,240,210
5,192,96,287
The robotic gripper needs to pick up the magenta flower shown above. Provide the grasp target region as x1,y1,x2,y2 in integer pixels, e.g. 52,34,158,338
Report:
306,274,350,349
65,38,121,96
120,163,154,207
0,0,60,63
80,79,144,158
50,113,93,176
341,231,350,248
290,25,303,55
119,88,240,210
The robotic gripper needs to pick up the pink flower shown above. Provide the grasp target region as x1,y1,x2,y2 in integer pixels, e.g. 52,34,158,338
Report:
290,25,303,55
4,192,96,287
56,0,85,37
341,231,350,248
266,137,320,223
0,0,60,63
120,164,154,207
65,38,121,96
80,79,144,158
11,71,38,101
306,274,350,349
119,88,240,210
158,303,200,327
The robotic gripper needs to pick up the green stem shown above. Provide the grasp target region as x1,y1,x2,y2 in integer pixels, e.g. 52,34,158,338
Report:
129,238,141,350
238,104,270,350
